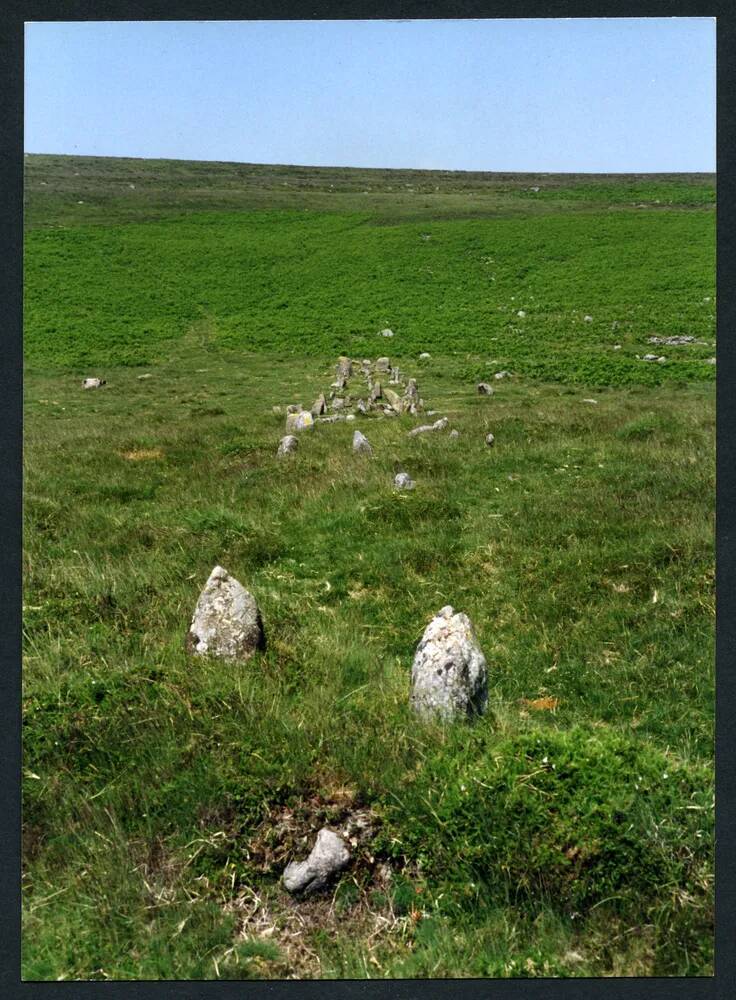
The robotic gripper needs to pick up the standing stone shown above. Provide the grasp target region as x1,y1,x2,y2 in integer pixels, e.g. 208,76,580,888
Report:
186,566,265,661
405,378,419,405
410,605,488,721
375,357,391,373
389,367,402,384
277,435,298,456
370,381,383,402
485,433,495,447
337,356,353,380
332,397,345,410
477,383,494,395
353,430,373,455
356,399,369,414
311,394,327,417
283,828,350,895
286,411,314,432
82,377,106,389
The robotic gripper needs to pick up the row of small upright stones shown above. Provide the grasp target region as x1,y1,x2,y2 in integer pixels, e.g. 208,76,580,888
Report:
274,355,500,467
186,565,488,895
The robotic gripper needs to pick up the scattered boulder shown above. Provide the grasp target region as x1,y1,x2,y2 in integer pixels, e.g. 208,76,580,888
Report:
410,605,488,721
648,335,697,346
383,387,405,414
311,394,327,417
485,433,495,447
186,566,265,661
408,417,448,437
82,377,106,389
375,357,391,373
394,472,415,490
477,383,494,395
282,828,350,896
286,410,314,432
353,430,373,455
277,435,298,456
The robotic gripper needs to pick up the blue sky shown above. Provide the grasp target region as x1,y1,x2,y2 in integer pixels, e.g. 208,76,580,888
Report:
24,18,716,172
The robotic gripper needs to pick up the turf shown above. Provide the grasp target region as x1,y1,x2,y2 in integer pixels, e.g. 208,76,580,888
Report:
22,155,715,980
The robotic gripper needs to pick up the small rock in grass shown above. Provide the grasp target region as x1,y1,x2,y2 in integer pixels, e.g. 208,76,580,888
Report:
641,354,665,363
337,356,352,379
346,414,356,422
137,373,152,380
186,566,265,661
494,370,511,380
332,397,345,411
282,828,350,896
410,605,488,721
380,328,394,338
583,315,593,323
419,352,431,359
394,472,415,490
353,430,373,455
286,403,303,414
449,429,459,441
375,357,391,373
277,435,298,456
582,398,598,405
706,357,716,365
477,383,494,395
82,377,106,389
517,310,526,318
485,433,495,447
648,335,696,346
285,411,314,432
613,344,622,350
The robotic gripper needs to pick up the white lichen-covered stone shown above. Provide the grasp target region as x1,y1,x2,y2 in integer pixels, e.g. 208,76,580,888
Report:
410,606,488,721
82,377,106,389
285,410,314,432
477,382,494,395
311,394,327,416
186,566,264,661
394,472,415,490
353,430,373,455
485,433,495,447
282,828,350,895
277,435,298,456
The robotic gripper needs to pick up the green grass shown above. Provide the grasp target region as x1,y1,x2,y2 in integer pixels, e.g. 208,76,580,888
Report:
23,157,714,979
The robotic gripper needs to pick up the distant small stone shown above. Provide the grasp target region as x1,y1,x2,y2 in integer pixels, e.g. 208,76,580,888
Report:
613,344,622,350
346,414,356,421
517,310,526,318
283,828,350,896
137,373,152,380
648,335,696,346
375,357,391,372
485,433,495,447
332,397,345,410
272,405,283,415
186,565,264,661
353,430,372,455
408,417,448,437
419,352,431,359
286,403,303,414
641,354,665,363
706,357,716,365
277,435,298,456
82,377,106,389
380,328,394,338
337,356,353,379
477,383,494,395
410,605,488,721
582,399,598,405
449,429,459,440
493,371,511,380
356,399,369,414
369,381,382,402
383,387,404,414
286,410,314,432
583,315,593,323
394,472,415,490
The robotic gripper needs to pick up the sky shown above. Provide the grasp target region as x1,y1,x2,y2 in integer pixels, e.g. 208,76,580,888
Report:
24,18,716,173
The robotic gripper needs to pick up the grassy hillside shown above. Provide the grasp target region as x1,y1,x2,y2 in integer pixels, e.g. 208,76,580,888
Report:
22,156,715,980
